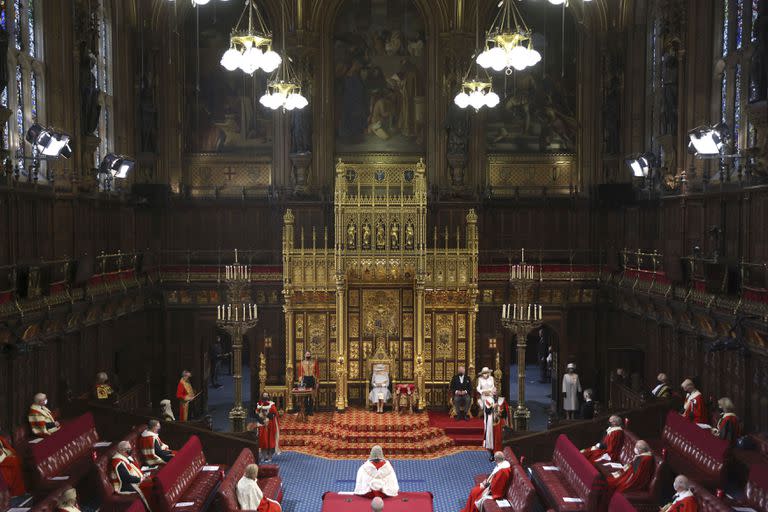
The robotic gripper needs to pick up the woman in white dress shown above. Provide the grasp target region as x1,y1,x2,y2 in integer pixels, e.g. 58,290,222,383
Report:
369,364,391,413
562,363,582,419
476,367,497,460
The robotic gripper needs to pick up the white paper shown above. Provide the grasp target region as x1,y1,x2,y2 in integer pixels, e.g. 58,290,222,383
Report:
201,465,219,471
542,465,559,471
337,492,355,495
28,437,43,444
49,476,69,481
563,497,584,503
595,453,611,462
141,466,153,472
93,441,112,448
732,508,757,512
7,508,32,512
604,462,624,469
496,499,511,506
697,423,712,429
174,503,195,508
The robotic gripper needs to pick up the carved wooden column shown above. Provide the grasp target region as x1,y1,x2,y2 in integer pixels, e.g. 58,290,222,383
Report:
415,277,426,408
335,276,346,410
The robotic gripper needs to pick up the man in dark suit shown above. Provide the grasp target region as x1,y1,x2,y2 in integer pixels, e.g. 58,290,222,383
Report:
537,328,549,383
580,388,595,420
450,365,473,420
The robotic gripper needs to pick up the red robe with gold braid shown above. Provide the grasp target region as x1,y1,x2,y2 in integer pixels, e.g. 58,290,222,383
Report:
28,404,59,437
298,359,319,387
257,401,280,451
109,453,144,494
176,378,194,422
665,491,698,512
607,453,655,492
492,399,510,453
682,391,707,424
462,461,512,512
139,430,172,465
0,435,26,496
582,426,624,462
715,413,740,443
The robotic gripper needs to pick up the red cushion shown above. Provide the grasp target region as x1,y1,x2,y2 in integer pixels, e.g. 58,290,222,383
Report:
608,492,638,512
153,436,221,512
745,464,768,511
660,411,730,488
216,448,283,512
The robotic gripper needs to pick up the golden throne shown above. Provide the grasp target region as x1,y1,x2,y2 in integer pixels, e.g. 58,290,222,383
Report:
365,335,395,411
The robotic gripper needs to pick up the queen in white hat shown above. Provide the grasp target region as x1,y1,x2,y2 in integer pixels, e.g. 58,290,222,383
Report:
562,363,581,419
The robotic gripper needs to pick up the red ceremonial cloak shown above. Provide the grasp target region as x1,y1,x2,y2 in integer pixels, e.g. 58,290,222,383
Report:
257,401,279,450
715,413,740,443
0,435,26,496
607,453,654,493
582,427,624,462
461,462,511,512
667,494,698,512
492,400,510,453
682,391,707,424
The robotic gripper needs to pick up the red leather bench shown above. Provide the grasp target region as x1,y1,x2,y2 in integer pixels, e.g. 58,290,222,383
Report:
150,435,223,512
29,486,76,512
27,413,100,495
610,429,671,511
689,481,730,512
530,435,606,512
215,447,283,512
740,463,768,512
95,425,146,512
607,492,637,512
474,446,521,485
652,411,730,490
482,465,537,512
0,476,9,511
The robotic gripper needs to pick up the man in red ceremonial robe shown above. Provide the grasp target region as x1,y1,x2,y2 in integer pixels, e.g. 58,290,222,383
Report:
176,370,195,422
109,441,145,494
661,475,698,512
28,392,60,437
139,419,174,466
712,397,740,443
462,451,512,512
0,432,26,496
680,379,707,424
492,397,510,453
297,351,320,416
256,393,280,463
606,440,655,493
581,415,624,462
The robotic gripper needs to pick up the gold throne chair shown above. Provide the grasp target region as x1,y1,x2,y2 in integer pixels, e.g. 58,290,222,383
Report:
365,336,395,411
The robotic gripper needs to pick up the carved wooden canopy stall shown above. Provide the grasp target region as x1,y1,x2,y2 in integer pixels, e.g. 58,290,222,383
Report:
281,158,479,410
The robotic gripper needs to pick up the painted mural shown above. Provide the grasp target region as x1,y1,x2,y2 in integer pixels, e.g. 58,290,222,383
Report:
334,0,427,153
486,4,578,153
184,5,273,154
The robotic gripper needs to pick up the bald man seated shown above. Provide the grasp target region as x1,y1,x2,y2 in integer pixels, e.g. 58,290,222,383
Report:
371,496,384,512
660,475,698,512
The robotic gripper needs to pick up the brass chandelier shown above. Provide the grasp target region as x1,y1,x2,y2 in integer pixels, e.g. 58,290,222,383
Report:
477,0,541,73
453,0,499,111
220,0,281,74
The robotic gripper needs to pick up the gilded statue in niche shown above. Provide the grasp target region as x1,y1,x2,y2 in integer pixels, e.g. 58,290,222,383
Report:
405,222,415,249
390,221,400,249
347,222,357,249
295,315,304,339
330,314,337,338
362,222,372,249
425,314,432,338
403,313,414,338
375,222,386,249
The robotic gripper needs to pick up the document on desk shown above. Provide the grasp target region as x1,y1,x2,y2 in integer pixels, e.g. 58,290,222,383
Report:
495,499,511,506
93,441,112,448
563,497,584,503
49,476,69,481
595,453,611,462
542,465,559,471
604,462,624,469
202,465,220,471
731,507,757,512
29,438,43,444
697,423,713,430
175,502,195,508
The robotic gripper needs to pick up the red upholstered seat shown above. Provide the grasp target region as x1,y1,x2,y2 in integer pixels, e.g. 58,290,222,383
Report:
653,411,730,490
29,486,74,512
0,475,9,512
483,465,537,512
215,448,283,512
152,435,223,512
689,481,730,512
611,429,672,511
607,492,638,512
95,425,146,512
742,463,768,512
28,413,100,495
530,435,606,512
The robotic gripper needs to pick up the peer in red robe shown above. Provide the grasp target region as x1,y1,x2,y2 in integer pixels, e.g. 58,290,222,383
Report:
0,435,26,496
462,453,512,512
680,380,707,424
492,398,510,453
176,371,195,422
256,394,280,462
581,416,624,462
607,451,654,493
664,487,698,512
714,412,740,443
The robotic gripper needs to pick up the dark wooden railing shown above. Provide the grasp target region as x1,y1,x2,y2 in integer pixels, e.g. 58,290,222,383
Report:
609,380,647,411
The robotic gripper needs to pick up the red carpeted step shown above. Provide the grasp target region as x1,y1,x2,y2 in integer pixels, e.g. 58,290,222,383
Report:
450,433,484,446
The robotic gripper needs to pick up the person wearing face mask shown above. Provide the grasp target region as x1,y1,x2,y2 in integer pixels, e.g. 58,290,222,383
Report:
28,392,60,436
139,419,174,466
298,351,319,416
256,393,280,463
660,475,698,512
561,363,581,420
109,441,145,495
680,379,707,424
450,365,473,420
712,397,740,443
650,373,671,398
606,440,655,493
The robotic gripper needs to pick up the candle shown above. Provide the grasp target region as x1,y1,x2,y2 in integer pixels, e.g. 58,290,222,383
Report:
527,304,531,320
539,305,542,319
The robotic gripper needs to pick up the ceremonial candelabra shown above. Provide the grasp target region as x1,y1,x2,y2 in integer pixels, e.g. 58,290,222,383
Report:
216,249,258,432
501,250,542,431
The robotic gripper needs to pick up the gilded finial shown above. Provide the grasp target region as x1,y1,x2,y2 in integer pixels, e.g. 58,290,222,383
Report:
466,208,478,224
283,209,295,223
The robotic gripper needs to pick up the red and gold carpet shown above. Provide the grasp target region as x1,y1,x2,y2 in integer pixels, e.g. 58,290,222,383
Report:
279,408,485,459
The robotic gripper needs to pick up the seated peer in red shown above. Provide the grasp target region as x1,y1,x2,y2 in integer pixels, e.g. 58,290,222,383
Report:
462,451,512,512
581,415,624,462
606,440,655,493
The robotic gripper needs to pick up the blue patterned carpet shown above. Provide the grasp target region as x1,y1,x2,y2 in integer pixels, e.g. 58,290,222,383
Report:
273,449,493,512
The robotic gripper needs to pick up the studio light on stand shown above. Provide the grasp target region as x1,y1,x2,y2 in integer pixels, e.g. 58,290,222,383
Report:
687,123,737,188
477,0,541,74
97,153,135,191
21,124,73,183
625,152,657,196
220,0,280,74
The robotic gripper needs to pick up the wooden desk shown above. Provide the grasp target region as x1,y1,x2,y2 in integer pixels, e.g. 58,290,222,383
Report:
291,388,313,422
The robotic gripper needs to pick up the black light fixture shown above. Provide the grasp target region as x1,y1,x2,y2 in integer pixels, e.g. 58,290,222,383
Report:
98,153,135,179
625,152,656,179
25,123,73,159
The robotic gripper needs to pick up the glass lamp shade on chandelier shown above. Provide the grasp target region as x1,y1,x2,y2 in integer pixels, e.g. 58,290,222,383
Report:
454,78,500,111
477,0,541,73
219,0,281,74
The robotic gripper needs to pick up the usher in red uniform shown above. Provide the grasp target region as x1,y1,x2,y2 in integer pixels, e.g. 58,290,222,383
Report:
492,399,510,453
582,426,624,462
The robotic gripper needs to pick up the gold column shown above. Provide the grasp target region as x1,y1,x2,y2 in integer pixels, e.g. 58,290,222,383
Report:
285,306,295,411
513,329,530,430
415,278,426,409
335,277,346,410
467,305,477,377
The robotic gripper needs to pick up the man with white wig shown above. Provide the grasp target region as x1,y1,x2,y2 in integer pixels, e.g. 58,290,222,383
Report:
236,463,282,511
354,445,399,498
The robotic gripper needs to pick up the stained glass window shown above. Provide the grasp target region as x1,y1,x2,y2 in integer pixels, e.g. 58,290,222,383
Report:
734,64,741,151
95,0,114,184
12,0,19,50
25,0,33,56
736,0,745,49
722,0,730,56
721,73,728,123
